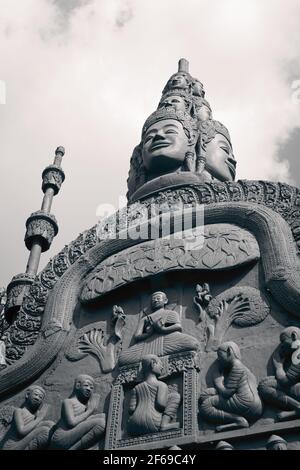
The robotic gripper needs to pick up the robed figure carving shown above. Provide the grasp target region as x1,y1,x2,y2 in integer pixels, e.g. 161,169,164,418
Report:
50,374,106,450
119,292,199,367
128,354,181,436
0,386,54,450
199,341,263,432
259,327,300,421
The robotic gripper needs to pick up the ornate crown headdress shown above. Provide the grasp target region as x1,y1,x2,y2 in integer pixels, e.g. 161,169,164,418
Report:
141,107,198,141
200,119,232,146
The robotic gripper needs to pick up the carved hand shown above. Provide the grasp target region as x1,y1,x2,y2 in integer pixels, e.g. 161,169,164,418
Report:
36,404,49,420
88,395,99,413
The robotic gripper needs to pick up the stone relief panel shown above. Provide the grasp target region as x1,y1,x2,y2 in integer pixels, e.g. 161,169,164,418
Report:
81,224,260,304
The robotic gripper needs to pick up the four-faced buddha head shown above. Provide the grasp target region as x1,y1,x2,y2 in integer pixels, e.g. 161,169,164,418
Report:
200,119,236,181
141,107,198,177
126,60,237,200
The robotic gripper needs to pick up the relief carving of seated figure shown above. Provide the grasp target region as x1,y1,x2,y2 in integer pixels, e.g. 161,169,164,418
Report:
128,354,181,436
50,374,106,450
119,292,199,367
0,385,54,450
199,341,263,432
258,327,300,421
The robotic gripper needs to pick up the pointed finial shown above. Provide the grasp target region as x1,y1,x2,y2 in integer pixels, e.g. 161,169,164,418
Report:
178,58,189,73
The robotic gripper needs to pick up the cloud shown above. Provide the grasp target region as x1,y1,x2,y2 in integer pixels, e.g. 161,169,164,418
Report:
1,0,300,286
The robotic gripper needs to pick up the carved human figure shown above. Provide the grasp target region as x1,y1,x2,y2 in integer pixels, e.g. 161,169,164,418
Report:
162,72,193,96
159,94,189,113
0,385,54,450
141,108,198,179
128,355,180,436
199,341,262,432
258,326,300,422
119,291,199,367
266,434,288,450
200,119,236,182
50,374,106,450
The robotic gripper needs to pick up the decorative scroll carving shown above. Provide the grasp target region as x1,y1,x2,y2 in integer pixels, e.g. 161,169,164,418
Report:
128,355,181,436
258,327,300,422
66,306,126,373
50,374,106,450
0,386,54,450
199,341,263,432
81,225,260,303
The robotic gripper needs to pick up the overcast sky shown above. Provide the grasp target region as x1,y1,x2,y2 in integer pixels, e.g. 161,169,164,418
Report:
1,0,300,287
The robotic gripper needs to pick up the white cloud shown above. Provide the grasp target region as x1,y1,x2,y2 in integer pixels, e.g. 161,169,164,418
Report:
1,0,300,285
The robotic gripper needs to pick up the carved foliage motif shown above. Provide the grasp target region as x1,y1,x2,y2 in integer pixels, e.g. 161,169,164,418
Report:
81,225,259,303
197,286,270,351
66,306,126,373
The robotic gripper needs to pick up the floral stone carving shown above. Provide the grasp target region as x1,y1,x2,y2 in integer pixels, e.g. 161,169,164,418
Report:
194,285,270,351
81,224,260,304
66,305,126,373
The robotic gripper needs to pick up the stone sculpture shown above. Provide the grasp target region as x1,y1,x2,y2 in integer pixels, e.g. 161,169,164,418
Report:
199,341,262,432
126,59,235,201
119,291,199,367
128,354,181,436
258,327,300,421
141,107,199,178
215,440,234,450
0,385,54,450
50,374,106,450
266,434,288,450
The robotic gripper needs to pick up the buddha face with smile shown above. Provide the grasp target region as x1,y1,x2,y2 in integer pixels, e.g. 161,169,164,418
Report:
201,120,236,182
205,133,236,181
142,118,196,175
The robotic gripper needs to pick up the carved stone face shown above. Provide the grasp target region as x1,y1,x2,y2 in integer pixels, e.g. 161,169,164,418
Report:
217,346,232,367
168,73,189,89
27,388,45,410
280,327,300,354
151,292,168,310
205,134,236,181
142,119,193,174
196,104,212,122
77,378,94,399
159,96,187,113
151,357,163,376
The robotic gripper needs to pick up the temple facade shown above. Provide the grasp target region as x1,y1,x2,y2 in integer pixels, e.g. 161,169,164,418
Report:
1,59,300,450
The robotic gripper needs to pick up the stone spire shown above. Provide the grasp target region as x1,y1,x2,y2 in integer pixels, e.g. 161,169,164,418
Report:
5,147,65,321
